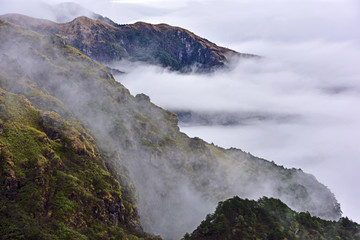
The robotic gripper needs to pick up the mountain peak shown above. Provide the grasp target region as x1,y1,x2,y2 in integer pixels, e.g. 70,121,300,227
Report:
0,13,257,71
70,15,100,25
71,15,92,22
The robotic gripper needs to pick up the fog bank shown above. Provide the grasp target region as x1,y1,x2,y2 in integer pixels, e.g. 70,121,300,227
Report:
114,38,360,222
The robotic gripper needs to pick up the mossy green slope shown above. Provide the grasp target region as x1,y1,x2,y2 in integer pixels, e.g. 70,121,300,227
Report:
186,196,360,240
0,20,159,240
0,88,160,239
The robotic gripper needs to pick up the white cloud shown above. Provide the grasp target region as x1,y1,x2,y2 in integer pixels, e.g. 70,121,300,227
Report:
115,37,360,223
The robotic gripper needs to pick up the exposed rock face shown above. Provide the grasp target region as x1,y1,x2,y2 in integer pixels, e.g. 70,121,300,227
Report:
135,93,151,103
0,13,257,71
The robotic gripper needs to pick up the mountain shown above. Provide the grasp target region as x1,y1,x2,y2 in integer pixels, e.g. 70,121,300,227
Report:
185,196,360,240
0,17,347,239
0,13,256,72
44,2,118,26
0,19,161,240
0,85,161,240
173,110,298,127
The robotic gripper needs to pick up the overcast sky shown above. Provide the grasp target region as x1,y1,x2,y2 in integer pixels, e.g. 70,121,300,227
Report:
1,0,360,223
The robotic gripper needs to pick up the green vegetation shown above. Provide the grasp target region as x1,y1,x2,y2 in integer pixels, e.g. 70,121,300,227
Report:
185,196,360,240
0,19,163,240
154,48,182,70
0,88,159,239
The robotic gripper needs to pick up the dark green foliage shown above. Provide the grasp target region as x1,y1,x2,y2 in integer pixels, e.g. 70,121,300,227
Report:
186,196,360,240
154,48,182,70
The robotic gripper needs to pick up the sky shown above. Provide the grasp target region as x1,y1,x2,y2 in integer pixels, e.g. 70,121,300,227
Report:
1,0,360,223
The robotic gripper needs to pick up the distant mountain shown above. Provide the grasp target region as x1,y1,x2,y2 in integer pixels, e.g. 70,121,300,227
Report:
0,17,346,239
0,13,256,72
173,110,299,126
44,2,118,26
186,196,360,240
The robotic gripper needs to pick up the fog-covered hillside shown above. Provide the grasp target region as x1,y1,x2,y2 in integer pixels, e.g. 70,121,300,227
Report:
0,17,347,239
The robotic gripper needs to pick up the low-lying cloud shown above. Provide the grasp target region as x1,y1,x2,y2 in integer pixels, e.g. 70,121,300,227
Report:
113,38,360,223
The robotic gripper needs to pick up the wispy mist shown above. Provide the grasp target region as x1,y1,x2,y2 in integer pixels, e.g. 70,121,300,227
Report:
99,0,360,223
2,0,359,228
113,37,360,223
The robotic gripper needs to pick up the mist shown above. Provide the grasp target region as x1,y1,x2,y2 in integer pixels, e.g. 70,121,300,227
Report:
101,0,359,224
113,38,360,223
1,0,359,233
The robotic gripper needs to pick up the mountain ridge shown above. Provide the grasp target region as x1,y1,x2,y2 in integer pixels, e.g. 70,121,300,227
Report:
0,13,257,71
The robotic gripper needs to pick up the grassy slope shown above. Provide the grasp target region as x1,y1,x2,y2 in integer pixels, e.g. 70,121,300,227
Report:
0,88,161,239
0,20,159,240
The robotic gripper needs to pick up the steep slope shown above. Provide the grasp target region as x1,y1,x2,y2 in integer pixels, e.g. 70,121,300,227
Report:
0,13,256,71
0,88,159,239
186,196,360,240
0,19,342,239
